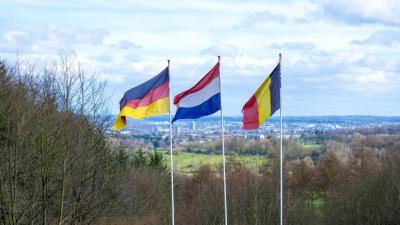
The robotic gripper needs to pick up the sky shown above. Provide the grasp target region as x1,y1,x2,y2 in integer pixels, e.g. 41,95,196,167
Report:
1,0,399,116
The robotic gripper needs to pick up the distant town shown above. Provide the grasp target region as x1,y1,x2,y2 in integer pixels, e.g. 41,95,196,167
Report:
107,115,400,143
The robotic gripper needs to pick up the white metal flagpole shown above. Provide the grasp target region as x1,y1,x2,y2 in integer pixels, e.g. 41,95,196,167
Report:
218,56,229,225
168,59,176,225
279,53,283,225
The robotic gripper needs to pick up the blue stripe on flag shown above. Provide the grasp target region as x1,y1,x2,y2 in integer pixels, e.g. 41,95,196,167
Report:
172,93,221,122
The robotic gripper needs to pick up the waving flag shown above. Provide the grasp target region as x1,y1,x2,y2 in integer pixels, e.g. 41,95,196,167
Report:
242,63,281,130
172,62,221,122
113,67,170,130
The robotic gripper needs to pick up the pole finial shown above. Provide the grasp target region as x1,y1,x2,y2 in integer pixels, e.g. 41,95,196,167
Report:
167,59,170,66
218,55,221,62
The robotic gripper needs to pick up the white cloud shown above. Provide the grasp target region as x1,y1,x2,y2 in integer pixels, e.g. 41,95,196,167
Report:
107,40,142,49
124,54,142,63
1,0,400,115
351,29,400,47
239,11,289,27
269,42,316,51
71,29,108,45
1,27,109,54
319,0,400,26
356,55,387,68
335,69,392,93
91,54,113,62
201,43,240,58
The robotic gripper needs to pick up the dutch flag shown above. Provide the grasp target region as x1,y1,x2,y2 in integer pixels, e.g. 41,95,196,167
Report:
172,61,221,122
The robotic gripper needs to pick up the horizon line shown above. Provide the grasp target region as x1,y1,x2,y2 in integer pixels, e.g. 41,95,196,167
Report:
113,114,400,118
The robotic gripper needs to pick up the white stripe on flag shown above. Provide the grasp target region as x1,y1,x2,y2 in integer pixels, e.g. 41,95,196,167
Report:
178,76,220,108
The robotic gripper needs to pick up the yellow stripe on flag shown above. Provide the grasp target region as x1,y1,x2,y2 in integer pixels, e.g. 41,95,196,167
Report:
113,97,170,130
254,76,272,126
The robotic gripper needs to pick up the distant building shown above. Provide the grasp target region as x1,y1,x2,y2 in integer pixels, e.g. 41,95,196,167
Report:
244,134,265,140
120,131,131,136
191,121,196,130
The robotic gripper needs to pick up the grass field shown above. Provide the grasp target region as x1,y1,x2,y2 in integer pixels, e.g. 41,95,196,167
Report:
303,144,322,150
161,144,321,175
163,152,268,175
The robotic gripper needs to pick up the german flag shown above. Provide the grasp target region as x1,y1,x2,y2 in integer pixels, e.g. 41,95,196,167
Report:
242,63,280,130
113,67,170,130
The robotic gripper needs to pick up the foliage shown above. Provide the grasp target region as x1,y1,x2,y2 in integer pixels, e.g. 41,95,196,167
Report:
148,149,167,171
0,57,122,225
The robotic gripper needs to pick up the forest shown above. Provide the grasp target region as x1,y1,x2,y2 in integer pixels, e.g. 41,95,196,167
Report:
1,57,400,225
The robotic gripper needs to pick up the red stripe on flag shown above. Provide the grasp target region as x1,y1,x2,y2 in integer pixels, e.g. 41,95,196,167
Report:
173,62,219,105
242,95,260,130
125,82,169,109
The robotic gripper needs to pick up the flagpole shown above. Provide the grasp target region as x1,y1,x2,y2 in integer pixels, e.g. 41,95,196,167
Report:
168,59,176,225
279,53,283,225
218,56,229,225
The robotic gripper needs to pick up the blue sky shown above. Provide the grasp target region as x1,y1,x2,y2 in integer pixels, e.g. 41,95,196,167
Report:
1,0,399,116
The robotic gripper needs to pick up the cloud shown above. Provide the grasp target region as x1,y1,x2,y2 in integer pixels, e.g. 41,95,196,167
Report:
71,29,108,45
319,0,400,26
240,10,288,26
201,43,240,58
351,29,400,47
396,61,400,73
269,42,316,51
110,40,142,49
281,48,400,97
91,54,113,62
334,68,398,93
2,0,400,116
356,55,386,68
235,6,318,29
124,54,142,63
0,27,109,54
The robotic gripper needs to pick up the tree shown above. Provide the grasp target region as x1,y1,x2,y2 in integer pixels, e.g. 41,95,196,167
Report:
148,149,167,171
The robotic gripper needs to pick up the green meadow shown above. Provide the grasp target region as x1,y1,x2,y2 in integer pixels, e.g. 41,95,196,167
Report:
163,152,269,175
161,143,322,175
303,144,321,149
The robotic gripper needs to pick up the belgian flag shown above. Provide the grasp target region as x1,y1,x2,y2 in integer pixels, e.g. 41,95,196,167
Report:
113,67,170,130
242,63,281,130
